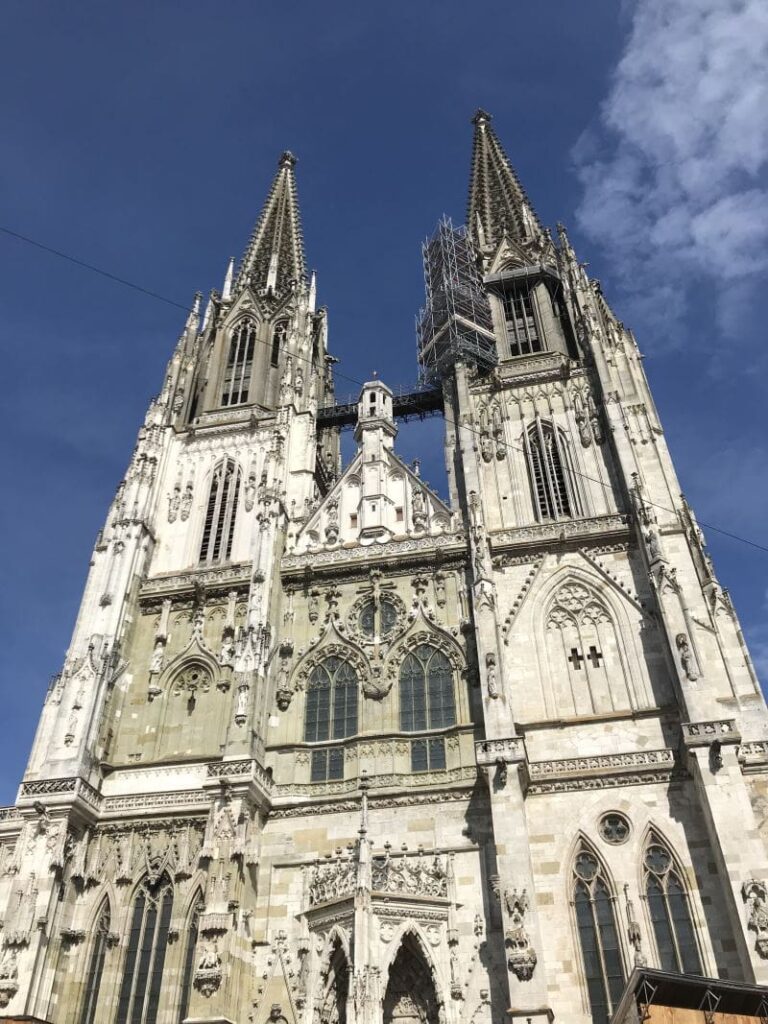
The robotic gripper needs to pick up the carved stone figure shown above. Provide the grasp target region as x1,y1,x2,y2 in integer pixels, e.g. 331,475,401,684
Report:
743,880,768,958
0,947,19,1008
411,486,427,531
503,888,537,980
480,434,494,463
676,632,698,681
325,500,339,544
485,652,499,699
194,941,223,997
150,636,166,675
180,480,194,521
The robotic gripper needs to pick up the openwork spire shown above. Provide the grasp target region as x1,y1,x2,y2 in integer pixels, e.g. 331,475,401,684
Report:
467,109,543,253
234,151,307,297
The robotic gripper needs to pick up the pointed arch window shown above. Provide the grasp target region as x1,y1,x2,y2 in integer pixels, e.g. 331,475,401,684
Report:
221,319,256,406
199,459,241,565
399,644,456,772
383,933,440,1024
178,892,203,1023
644,834,702,975
573,847,625,1024
304,657,359,781
271,320,288,368
116,874,174,1024
79,899,111,1024
503,285,542,356
525,420,578,521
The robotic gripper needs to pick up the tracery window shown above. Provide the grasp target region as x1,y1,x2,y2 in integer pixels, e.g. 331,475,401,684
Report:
503,285,542,356
79,899,111,1024
116,874,174,1024
399,645,456,773
572,847,625,1024
525,420,578,521
199,459,241,565
644,835,702,974
359,596,398,640
304,657,359,781
178,892,203,1023
221,319,256,406
271,320,287,368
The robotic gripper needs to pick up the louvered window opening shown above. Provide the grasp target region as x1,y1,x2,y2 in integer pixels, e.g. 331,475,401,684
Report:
199,460,240,565
271,321,287,368
305,658,359,781
573,850,625,1024
399,645,456,773
80,901,110,1024
221,320,256,406
178,895,203,1023
116,876,174,1024
503,287,542,356
526,421,575,520
644,839,702,975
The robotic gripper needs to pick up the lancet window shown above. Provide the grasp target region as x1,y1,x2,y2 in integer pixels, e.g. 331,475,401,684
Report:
304,657,359,782
503,284,542,356
572,846,625,1024
383,933,440,1024
525,420,578,520
79,900,111,1024
221,319,256,406
199,458,241,565
116,874,174,1024
271,320,287,368
178,893,203,1023
399,644,456,772
644,834,702,975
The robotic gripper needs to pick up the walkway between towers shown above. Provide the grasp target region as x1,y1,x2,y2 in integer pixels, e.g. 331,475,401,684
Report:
316,385,444,430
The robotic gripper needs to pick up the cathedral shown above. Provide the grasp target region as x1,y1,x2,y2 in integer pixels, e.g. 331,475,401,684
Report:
2,110,768,1024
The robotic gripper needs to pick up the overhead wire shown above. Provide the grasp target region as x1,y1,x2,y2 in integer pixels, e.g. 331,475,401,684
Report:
2,222,766,558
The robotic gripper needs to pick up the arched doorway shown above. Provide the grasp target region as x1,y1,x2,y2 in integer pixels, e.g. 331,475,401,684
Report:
383,933,440,1024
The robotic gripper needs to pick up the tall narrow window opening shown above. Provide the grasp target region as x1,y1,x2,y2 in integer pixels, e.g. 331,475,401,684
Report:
116,874,174,1024
503,285,542,356
573,847,625,1024
271,321,287,368
644,835,702,975
304,658,359,781
526,421,577,520
399,645,456,772
80,900,111,1024
221,319,256,406
199,459,241,565
178,893,203,1023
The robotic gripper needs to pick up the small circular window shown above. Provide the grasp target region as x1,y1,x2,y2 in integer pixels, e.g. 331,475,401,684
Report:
359,597,398,639
598,812,631,845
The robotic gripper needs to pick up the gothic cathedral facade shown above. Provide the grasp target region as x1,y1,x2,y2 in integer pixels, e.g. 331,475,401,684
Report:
1,112,767,1024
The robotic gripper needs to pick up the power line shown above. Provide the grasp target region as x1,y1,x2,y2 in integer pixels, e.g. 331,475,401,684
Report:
3,222,767,558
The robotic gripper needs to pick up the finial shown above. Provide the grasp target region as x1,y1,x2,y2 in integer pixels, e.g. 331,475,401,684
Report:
308,270,317,314
222,257,234,302
279,151,297,168
472,108,492,126
185,291,202,331
201,294,212,333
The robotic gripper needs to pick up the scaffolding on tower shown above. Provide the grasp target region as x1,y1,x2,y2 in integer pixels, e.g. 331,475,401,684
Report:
416,216,497,384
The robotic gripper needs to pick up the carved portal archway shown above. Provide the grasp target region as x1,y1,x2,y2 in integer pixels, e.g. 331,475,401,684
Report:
383,933,440,1024
319,938,349,1024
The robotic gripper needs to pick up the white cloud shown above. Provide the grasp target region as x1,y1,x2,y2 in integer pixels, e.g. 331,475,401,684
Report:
573,0,768,347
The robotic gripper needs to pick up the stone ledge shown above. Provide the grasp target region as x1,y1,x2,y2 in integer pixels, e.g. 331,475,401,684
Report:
681,719,740,748
475,737,525,768
525,748,676,795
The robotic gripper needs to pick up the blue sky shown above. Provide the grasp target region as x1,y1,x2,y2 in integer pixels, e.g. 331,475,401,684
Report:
1,1,766,803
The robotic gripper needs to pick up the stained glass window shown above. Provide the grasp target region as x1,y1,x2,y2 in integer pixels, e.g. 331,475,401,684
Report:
573,848,625,1024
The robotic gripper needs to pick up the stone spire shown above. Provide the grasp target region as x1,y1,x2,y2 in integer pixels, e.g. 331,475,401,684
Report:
467,109,544,253
234,151,306,298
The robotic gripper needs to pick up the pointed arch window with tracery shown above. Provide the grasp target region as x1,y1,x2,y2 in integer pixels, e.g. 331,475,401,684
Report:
199,458,241,565
305,657,359,781
572,846,625,1024
116,874,174,1024
525,420,579,521
271,320,288,368
399,644,456,772
644,834,702,975
79,899,111,1024
545,580,634,717
221,319,256,406
178,891,203,1023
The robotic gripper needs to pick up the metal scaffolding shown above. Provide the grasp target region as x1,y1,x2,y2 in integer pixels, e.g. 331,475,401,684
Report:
416,216,497,384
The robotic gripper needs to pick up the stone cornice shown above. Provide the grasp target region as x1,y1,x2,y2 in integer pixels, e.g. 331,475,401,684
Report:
139,562,252,600
281,531,468,579
681,719,741,748
491,514,631,560
525,748,676,795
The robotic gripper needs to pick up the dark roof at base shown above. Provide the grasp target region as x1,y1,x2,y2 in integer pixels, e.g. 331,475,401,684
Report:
612,968,768,1023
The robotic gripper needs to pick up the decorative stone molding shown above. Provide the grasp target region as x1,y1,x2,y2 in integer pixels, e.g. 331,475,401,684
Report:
681,720,741,748
140,562,252,599
308,857,356,906
372,850,448,898
475,737,525,769
739,742,768,772
19,776,103,813
526,749,675,794
270,785,477,819
102,790,208,814
743,880,768,958
502,888,537,981
491,514,630,558
281,532,467,575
